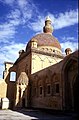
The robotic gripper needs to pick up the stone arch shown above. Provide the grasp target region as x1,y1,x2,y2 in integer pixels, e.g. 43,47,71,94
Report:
73,74,79,112
51,73,59,83
45,74,51,89
45,70,52,80
32,75,39,97
38,79,42,86
51,73,59,95
34,74,39,81
15,72,29,108
45,76,51,96
37,79,44,96
62,53,78,71
62,56,78,111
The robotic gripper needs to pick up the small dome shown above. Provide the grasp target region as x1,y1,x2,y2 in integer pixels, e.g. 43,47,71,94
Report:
65,48,72,55
26,33,61,51
65,48,72,52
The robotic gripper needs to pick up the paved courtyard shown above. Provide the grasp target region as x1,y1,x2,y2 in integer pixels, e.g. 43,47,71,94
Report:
0,109,78,120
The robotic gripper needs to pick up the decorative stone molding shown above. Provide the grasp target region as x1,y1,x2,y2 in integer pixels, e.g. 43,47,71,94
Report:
17,72,29,85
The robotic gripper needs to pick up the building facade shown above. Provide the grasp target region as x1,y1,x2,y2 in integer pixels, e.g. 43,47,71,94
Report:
0,17,78,111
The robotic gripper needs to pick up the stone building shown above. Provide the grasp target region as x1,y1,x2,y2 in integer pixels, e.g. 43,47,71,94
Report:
0,17,78,111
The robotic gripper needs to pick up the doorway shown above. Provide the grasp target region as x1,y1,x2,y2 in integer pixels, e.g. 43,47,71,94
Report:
22,98,25,108
73,75,79,112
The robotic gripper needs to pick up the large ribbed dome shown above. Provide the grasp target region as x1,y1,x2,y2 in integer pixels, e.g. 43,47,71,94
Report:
26,33,61,50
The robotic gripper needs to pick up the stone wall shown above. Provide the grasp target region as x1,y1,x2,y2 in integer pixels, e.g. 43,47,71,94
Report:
7,81,16,108
30,60,63,110
0,80,7,98
30,51,78,110
16,54,31,78
31,51,63,74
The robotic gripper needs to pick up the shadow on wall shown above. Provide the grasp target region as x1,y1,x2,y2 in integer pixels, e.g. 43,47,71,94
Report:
15,83,31,109
5,73,31,109
0,98,1,108
4,51,79,113
73,75,79,112
5,72,16,109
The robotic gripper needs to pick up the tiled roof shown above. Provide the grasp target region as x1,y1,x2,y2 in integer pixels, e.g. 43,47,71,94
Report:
26,33,61,50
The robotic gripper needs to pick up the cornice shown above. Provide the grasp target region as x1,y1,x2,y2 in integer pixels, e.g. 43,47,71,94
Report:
14,48,64,65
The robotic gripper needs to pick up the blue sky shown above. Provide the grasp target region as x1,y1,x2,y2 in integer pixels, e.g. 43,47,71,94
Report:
0,0,78,78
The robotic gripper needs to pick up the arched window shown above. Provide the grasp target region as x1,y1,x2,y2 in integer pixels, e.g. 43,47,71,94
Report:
39,86,42,95
33,87,36,97
10,72,16,81
55,83,59,93
47,84,51,94
38,80,43,96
